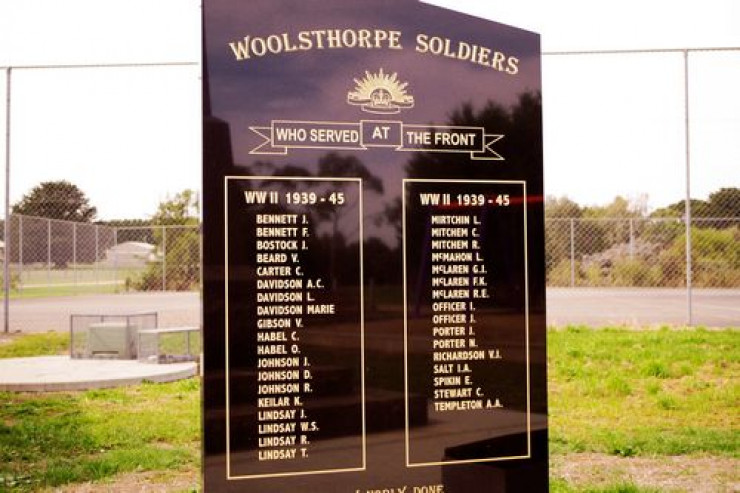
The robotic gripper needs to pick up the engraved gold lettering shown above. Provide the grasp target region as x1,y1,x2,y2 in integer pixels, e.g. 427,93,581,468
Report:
507,56,520,75
387,30,402,49
297,31,313,50
229,29,406,60
415,33,519,75
229,30,518,75
490,51,506,70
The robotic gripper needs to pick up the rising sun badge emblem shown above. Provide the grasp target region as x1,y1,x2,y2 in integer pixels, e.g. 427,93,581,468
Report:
347,69,415,114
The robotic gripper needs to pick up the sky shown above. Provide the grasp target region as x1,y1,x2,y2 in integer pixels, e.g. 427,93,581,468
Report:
0,0,738,220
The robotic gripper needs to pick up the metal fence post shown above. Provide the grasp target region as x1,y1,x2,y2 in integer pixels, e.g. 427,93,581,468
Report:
73,222,77,288
113,228,118,288
95,224,100,287
3,68,10,333
18,215,23,294
629,218,635,259
684,50,694,326
570,218,576,287
47,218,52,285
162,226,167,291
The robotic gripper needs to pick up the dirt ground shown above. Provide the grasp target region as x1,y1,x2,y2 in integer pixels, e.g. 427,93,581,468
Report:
43,454,739,492
551,453,739,492
45,469,200,493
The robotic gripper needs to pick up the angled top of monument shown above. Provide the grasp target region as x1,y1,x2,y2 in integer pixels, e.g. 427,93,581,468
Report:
202,1,546,491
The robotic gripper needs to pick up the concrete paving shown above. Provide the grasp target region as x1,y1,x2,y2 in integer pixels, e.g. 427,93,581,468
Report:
0,288,736,393
0,288,738,334
1,291,199,333
547,288,740,327
0,356,197,392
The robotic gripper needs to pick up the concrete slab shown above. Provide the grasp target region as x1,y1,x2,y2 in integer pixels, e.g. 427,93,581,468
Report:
0,356,197,392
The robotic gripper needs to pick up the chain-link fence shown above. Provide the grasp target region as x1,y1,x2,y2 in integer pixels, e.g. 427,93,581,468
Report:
0,213,737,331
1,214,200,297
2,45,739,331
5,214,735,294
546,217,740,288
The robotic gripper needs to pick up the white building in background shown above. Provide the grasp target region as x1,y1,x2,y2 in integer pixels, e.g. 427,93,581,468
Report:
103,241,157,268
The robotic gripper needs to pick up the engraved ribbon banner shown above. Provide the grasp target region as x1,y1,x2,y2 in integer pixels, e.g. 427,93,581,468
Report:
250,120,504,160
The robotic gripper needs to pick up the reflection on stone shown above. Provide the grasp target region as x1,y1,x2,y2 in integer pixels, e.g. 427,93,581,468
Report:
204,0,546,490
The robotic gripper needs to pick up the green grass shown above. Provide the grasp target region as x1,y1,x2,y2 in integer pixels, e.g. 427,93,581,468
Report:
4,265,145,299
548,326,739,458
15,266,141,286
0,328,737,491
9,283,123,299
157,332,202,358
0,334,199,490
550,479,663,493
0,333,69,359
0,380,200,492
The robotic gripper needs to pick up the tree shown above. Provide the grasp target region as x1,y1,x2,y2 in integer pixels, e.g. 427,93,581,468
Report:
12,180,97,222
403,93,543,308
316,153,383,288
102,218,156,244
317,153,384,194
136,190,200,291
707,187,740,218
150,189,199,226
544,197,582,279
255,154,384,289
650,187,740,240
10,181,98,267
651,198,711,219
545,196,582,218
583,195,647,219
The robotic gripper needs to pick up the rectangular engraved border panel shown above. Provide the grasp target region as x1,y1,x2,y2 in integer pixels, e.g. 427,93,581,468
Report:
224,175,366,480
402,178,531,468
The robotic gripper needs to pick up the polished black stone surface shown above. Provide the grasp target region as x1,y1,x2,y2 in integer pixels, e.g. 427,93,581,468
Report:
203,1,547,490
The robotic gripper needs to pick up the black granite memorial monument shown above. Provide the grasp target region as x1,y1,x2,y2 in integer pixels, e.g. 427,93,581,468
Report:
203,1,547,490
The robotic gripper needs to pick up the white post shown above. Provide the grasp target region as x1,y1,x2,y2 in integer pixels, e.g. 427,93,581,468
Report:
47,218,52,285
113,228,117,288
95,224,99,286
162,226,167,291
18,215,22,295
684,51,693,326
73,222,77,288
3,68,11,333
570,218,576,287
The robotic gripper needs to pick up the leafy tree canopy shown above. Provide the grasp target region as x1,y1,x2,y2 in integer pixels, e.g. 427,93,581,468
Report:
651,187,740,219
584,195,648,219
545,196,583,218
706,187,740,217
318,153,383,194
12,180,97,222
545,188,739,220
151,189,199,226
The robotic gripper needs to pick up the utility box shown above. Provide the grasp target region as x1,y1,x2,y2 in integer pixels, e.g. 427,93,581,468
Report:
87,322,136,359
70,312,157,359
138,327,201,364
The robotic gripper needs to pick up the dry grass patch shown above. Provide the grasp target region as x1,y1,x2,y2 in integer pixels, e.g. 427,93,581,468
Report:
551,453,739,492
43,468,199,493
